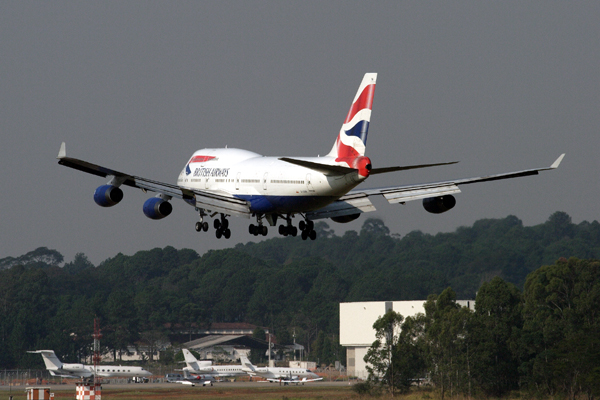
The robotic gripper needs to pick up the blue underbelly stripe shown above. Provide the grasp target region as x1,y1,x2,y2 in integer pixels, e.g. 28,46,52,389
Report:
234,194,336,214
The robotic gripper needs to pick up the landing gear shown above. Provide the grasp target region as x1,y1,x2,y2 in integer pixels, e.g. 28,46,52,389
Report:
249,224,268,236
194,209,210,232
299,219,316,240
195,221,209,232
214,214,231,239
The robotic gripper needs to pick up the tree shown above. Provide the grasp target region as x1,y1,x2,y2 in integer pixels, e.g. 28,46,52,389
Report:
364,310,404,396
521,258,600,399
471,277,522,396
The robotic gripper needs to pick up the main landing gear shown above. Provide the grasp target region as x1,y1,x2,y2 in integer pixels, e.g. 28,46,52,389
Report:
299,219,317,240
277,216,316,240
194,209,231,239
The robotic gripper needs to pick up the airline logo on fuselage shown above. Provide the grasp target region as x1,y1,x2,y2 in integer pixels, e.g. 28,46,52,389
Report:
193,167,230,177
185,155,218,175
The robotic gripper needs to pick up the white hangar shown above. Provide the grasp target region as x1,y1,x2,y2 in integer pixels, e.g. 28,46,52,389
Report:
340,300,474,378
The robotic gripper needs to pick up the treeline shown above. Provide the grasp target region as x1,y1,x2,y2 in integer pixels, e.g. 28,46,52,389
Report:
1,211,599,371
363,258,600,399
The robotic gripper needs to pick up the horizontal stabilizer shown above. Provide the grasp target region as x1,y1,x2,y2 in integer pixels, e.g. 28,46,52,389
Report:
278,157,355,176
370,161,458,175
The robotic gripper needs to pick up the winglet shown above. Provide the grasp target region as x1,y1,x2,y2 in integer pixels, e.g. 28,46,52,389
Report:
57,142,66,159
550,153,565,169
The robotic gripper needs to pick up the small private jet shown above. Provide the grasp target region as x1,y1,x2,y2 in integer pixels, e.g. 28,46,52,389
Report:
240,355,322,385
58,73,563,240
29,350,152,379
181,348,246,378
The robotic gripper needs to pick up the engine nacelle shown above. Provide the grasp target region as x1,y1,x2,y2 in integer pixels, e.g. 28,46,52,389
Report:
331,213,361,223
423,195,456,214
93,185,123,207
143,197,173,220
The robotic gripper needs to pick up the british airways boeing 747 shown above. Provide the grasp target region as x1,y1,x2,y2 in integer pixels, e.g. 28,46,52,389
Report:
58,73,564,240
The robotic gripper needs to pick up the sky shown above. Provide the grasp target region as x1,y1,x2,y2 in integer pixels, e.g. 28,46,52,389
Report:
1,2,598,266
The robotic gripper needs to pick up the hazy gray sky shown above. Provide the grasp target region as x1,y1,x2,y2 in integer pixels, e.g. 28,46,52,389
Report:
1,2,598,265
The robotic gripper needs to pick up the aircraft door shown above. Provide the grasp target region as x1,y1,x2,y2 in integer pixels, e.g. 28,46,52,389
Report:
236,172,241,190
263,172,268,191
306,173,315,192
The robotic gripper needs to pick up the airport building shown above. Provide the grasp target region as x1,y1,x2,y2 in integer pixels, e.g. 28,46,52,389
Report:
339,300,474,378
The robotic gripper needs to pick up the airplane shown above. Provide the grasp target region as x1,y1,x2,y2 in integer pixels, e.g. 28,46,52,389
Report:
57,73,564,240
28,350,152,379
239,355,322,385
181,348,246,378
176,371,216,387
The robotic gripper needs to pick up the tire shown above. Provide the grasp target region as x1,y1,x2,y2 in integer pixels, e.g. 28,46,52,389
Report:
214,219,221,230
249,224,255,235
224,229,231,239
203,222,209,231
309,230,316,240
195,222,202,232
261,225,268,236
299,220,306,231
216,229,223,239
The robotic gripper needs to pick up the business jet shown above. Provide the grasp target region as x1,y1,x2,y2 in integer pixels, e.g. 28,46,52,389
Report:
57,73,564,240
28,350,152,379
240,355,322,385
181,348,246,378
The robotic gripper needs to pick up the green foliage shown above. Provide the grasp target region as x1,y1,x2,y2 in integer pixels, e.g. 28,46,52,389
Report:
1,209,599,400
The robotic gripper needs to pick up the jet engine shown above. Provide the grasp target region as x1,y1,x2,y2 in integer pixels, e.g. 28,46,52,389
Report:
423,195,456,214
93,185,123,207
331,213,361,223
143,197,173,220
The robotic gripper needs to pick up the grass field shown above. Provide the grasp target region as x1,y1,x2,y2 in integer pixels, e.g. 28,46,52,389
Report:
46,385,361,400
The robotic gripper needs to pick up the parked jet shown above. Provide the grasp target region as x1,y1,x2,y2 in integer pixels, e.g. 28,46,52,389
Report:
240,355,322,385
28,350,152,379
57,73,564,240
181,348,246,378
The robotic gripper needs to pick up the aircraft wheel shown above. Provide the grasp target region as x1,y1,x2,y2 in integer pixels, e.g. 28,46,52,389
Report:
216,229,223,239
249,224,255,234
214,219,221,230
307,220,314,231
224,229,231,239
195,222,202,232
203,222,209,231
261,225,268,236
291,226,298,237
301,230,308,240
309,230,317,240
299,220,306,231
278,225,285,235
221,218,229,230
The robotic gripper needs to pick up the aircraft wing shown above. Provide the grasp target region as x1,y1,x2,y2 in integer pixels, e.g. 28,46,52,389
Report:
57,143,251,217
307,154,565,220
265,377,323,383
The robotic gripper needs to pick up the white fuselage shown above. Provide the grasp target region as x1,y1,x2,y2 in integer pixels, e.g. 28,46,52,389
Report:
177,148,364,214
184,364,246,378
54,363,151,378
247,366,320,381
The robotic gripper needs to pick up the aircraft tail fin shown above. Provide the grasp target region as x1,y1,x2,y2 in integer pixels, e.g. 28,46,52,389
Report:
327,73,377,159
182,348,200,370
28,350,63,370
239,355,255,372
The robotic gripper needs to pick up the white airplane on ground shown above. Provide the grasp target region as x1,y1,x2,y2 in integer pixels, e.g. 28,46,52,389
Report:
240,355,322,385
181,348,246,378
57,73,564,240
28,350,152,379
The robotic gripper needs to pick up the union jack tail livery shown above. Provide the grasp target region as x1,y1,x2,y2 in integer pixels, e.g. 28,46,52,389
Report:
328,73,377,159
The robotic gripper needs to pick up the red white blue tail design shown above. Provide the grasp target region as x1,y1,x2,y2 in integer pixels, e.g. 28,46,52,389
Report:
328,73,377,159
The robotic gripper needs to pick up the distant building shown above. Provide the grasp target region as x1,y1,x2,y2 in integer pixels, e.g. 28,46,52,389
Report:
339,300,474,379
183,335,270,362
